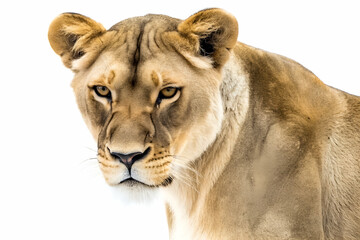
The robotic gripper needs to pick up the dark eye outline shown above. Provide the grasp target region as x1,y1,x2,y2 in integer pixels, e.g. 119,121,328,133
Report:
156,87,180,106
93,86,112,100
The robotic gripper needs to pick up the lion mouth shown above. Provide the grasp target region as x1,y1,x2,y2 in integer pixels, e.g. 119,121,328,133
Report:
120,178,149,187
119,176,173,187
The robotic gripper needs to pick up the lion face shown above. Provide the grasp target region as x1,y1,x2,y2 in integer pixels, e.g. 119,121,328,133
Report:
73,48,223,188
48,10,238,191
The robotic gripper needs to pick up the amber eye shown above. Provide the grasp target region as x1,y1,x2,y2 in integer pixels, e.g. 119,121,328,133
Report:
156,87,180,106
160,87,178,98
94,86,111,99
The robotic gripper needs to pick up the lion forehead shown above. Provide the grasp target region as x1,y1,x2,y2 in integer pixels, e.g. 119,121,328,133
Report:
106,15,179,61
75,16,185,89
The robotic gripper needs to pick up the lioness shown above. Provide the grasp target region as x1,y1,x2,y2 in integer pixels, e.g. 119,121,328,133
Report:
48,9,360,240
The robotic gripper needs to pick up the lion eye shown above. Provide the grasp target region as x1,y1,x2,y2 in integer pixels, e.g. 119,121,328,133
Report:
156,87,179,107
160,87,178,98
94,86,111,99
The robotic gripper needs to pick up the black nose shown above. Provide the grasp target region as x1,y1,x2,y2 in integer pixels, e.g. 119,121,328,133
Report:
110,147,151,170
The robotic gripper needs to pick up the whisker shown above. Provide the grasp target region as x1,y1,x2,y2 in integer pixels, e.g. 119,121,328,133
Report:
169,160,199,192
77,158,103,180
172,171,198,193
82,146,97,152
79,169,103,181
73,147,102,182
79,157,98,165
171,155,202,177
171,154,191,161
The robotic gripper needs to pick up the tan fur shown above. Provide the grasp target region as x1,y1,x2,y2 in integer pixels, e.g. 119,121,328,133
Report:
49,9,360,239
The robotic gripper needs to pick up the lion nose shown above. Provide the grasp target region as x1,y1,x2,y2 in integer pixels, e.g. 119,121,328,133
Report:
109,147,151,170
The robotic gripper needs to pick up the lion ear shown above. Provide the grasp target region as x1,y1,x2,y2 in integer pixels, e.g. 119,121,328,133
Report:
48,13,106,69
173,9,238,69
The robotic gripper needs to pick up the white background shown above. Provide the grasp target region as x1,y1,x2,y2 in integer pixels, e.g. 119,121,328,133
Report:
1,0,359,239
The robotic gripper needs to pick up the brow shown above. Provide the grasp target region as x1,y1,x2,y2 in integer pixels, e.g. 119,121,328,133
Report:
151,71,160,87
88,71,116,87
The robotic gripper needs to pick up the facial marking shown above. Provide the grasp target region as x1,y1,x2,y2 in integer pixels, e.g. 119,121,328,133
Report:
151,71,160,87
106,70,116,85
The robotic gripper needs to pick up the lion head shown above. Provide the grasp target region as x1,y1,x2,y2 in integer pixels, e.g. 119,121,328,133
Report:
48,9,238,194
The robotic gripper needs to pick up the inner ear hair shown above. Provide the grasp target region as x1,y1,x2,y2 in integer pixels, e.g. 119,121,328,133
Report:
199,29,224,57
177,8,239,68
66,33,85,59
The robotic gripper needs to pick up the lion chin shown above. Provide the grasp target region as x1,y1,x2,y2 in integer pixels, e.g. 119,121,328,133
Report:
107,180,161,204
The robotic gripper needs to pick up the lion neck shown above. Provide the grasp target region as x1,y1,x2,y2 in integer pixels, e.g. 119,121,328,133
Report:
161,48,250,239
